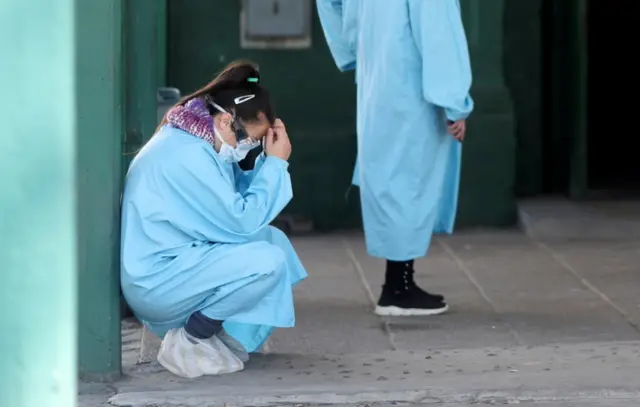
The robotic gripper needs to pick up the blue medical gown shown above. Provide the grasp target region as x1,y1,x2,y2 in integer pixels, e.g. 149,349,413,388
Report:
318,0,474,261
120,126,307,352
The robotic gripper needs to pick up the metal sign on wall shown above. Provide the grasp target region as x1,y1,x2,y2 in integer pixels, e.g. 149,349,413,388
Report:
240,0,313,49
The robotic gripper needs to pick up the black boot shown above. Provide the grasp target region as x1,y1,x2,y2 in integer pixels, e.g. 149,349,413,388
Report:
375,261,448,316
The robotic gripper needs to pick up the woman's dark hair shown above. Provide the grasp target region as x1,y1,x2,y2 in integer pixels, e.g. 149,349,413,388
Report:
157,60,275,132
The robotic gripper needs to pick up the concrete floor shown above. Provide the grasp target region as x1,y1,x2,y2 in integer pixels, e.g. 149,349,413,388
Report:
81,199,640,407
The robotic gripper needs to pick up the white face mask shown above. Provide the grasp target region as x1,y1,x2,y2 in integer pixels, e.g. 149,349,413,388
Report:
213,126,260,163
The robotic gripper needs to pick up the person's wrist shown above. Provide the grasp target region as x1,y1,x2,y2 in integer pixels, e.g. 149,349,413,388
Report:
265,155,290,167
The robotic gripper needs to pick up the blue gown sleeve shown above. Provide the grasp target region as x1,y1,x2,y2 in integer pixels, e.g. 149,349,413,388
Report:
317,0,356,72
233,152,267,195
163,144,292,243
408,0,474,121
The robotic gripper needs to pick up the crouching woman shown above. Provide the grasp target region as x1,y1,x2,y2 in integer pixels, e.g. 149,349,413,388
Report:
120,61,307,378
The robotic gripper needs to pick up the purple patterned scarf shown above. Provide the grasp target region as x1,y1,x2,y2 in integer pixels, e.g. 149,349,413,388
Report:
166,97,216,147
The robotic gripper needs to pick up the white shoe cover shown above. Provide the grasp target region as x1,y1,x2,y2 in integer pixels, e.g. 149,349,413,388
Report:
217,330,250,363
157,328,244,378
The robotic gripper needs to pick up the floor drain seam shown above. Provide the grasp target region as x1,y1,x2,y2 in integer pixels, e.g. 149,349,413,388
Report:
535,239,640,334
437,239,524,346
343,240,398,350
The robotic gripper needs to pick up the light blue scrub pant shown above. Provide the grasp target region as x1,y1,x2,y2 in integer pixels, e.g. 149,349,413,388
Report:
132,226,307,353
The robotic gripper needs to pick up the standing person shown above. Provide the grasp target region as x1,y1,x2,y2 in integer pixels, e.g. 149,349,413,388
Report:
317,0,474,316
120,61,307,378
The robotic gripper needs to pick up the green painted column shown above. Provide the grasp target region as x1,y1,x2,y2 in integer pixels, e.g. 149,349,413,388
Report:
124,0,161,162
157,0,168,87
0,1,77,406
456,0,517,227
77,0,125,378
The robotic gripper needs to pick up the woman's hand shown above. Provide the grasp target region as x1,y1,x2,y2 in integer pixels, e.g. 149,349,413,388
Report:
265,119,292,161
447,119,466,142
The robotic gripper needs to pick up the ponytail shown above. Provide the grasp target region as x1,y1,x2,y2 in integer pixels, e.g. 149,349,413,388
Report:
156,60,274,133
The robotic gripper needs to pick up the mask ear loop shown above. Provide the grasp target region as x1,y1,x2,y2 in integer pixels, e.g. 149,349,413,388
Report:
205,95,231,116
205,94,259,144
205,95,239,135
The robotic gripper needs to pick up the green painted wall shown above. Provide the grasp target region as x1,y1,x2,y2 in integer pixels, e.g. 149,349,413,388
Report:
77,0,124,379
1,1,78,404
167,0,361,231
167,0,516,230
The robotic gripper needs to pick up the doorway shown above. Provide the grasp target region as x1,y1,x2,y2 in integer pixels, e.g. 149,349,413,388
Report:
586,0,640,193
541,0,640,197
